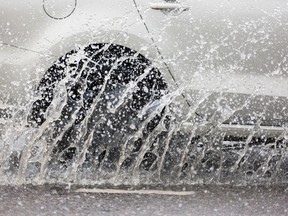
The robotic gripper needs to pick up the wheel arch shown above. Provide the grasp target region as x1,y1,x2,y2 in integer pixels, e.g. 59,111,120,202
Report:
41,29,176,88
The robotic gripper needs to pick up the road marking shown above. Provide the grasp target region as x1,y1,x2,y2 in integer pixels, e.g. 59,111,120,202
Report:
75,188,196,196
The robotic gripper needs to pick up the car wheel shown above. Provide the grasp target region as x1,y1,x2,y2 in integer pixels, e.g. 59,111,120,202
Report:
27,43,169,178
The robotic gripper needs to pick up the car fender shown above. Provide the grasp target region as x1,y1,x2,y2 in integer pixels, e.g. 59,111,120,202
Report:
0,0,177,105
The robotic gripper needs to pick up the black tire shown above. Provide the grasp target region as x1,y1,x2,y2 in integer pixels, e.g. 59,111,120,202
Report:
28,43,169,175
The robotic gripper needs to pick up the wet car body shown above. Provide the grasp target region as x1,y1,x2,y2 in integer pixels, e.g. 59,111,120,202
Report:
1,0,288,138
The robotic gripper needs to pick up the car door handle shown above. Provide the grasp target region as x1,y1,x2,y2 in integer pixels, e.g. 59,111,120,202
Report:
150,3,189,11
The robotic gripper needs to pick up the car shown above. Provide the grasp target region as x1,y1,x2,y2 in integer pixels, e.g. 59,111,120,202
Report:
0,0,288,180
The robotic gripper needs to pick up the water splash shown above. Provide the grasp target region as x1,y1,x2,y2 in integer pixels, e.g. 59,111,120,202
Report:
1,92,288,187
0,45,288,187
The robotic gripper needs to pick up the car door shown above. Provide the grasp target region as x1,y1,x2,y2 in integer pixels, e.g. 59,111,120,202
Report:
135,0,288,130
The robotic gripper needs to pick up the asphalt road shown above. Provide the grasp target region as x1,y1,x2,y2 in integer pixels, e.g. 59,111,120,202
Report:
0,185,287,216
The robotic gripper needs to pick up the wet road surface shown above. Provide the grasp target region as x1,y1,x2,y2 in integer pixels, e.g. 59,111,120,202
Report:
0,185,287,216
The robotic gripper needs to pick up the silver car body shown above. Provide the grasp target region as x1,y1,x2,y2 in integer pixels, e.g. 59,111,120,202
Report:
1,0,288,136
